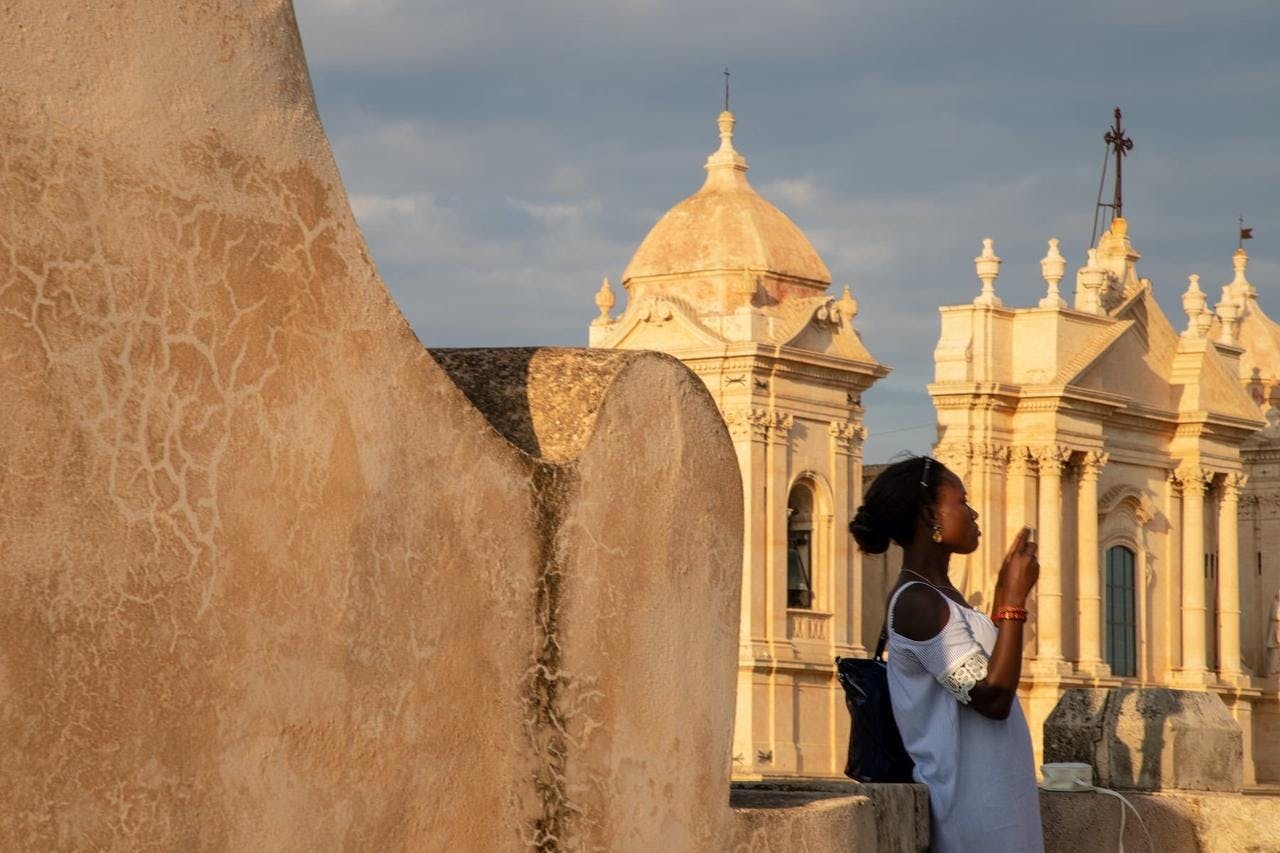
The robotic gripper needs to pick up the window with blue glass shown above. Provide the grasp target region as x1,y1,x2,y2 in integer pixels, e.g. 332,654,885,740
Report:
1105,546,1137,677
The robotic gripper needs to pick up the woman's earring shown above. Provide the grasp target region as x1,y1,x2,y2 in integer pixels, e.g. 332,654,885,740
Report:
931,524,943,544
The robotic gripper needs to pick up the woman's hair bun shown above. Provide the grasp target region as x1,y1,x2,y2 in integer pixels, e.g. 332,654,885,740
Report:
849,504,890,555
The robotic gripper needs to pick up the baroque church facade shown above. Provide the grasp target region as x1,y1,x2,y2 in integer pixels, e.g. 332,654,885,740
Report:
589,109,888,777
590,109,1280,785
902,217,1280,783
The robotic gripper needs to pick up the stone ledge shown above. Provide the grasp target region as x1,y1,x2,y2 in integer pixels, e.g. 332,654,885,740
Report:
727,781,1280,852
729,781,929,853
1042,789,1280,853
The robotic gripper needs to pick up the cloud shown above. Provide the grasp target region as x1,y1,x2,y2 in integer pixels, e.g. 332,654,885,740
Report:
293,0,1280,460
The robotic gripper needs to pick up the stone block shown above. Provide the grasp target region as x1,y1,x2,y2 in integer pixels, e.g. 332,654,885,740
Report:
1044,687,1243,792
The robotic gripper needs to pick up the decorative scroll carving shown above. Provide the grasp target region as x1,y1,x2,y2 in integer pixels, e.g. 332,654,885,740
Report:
933,442,970,474
828,421,866,454
1174,464,1212,494
1078,450,1110,481
1030,445,1072,474
1007,445,1036,475
723,408,771,442
769,412,795,440
1220,471,1248,500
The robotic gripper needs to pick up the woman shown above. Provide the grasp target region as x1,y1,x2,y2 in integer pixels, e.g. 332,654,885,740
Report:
850,455,1043,852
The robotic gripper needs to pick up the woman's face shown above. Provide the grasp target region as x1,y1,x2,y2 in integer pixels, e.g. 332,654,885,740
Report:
933,470,980,554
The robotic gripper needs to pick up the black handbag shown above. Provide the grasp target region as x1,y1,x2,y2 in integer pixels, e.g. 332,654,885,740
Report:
835,626,915,783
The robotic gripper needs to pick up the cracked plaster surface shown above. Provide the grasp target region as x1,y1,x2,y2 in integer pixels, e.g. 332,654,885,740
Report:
0,2,743,850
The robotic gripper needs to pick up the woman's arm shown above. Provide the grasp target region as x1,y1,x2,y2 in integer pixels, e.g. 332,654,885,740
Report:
968,527,1039,720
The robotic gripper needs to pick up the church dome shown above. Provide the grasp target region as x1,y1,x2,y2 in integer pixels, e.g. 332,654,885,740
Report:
622,111,831,290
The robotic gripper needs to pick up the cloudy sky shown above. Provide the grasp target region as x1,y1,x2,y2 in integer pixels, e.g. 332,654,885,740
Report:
295,0,1280,461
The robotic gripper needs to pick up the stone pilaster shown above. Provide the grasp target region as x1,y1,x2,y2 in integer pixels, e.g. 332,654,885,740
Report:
829,420,866,654
1218,472,1246,684
724,407,773,779
1076,450,1110,675
766,412,794,644
1006,446,1038,653
1031,445,1072,674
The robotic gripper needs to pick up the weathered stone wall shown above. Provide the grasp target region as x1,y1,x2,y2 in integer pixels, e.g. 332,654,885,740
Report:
0,2,742,849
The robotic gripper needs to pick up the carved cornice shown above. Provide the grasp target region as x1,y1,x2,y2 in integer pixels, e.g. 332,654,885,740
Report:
1014,399,1064,413
684,354,885,389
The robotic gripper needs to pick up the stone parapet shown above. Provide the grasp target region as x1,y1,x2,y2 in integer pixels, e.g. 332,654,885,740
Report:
1041,789,1280,853
729,781,929,853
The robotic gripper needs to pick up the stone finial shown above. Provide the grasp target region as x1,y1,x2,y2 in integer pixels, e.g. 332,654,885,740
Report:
973,238,1002,307
1229,247,1256,300
705,109,748,176
837,283,859,326
593,275,616,324
1075,248,1106,314
1217,284,1242,345
1181,274,1208,338
1039,238,1067,308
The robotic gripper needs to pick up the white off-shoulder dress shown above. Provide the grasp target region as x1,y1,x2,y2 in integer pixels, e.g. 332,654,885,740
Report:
886,581,1043,853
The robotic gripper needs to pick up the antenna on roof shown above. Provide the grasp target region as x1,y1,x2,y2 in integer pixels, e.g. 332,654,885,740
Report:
1089,107,1135,248
724,67,731,112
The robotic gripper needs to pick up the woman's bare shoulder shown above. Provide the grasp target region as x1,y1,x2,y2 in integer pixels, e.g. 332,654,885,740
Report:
891,582,950,642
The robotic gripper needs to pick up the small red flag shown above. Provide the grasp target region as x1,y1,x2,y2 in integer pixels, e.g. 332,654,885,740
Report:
1241,227,1254,241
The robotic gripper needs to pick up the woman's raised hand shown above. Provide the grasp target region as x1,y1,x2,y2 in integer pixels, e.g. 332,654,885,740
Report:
995,526,1039,608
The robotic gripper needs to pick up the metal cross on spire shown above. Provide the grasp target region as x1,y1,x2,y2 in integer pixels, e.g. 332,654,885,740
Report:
1103,107,1134,220
1090,106,1136,248
724,67,730,112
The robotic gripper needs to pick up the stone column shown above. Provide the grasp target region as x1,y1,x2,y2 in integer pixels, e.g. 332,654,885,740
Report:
725,407,772,779
973,443,1010,608
1076,450,1109,675
1032,446,1071,672
1218,472,1246,682
1178,465,1210,681
934,442,976,597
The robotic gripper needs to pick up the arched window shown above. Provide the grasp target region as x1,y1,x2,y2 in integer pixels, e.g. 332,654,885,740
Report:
786,486,814,610
1105,545,1137,677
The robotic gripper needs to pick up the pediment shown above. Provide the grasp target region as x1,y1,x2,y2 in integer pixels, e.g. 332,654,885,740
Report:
596,297,724,350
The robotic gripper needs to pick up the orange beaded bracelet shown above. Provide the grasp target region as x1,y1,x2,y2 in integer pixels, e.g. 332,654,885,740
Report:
995,606,1028,622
